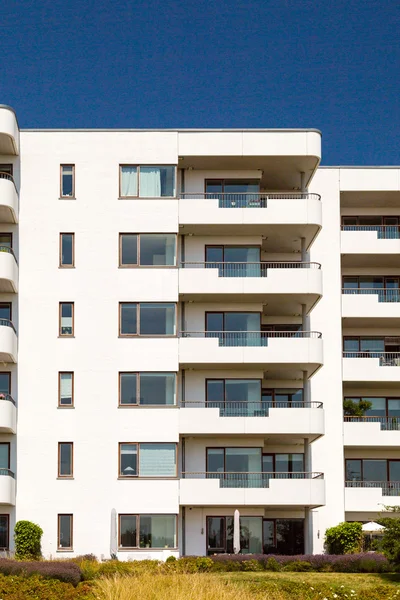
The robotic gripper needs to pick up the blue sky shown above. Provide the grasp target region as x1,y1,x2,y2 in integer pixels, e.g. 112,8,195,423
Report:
1,0,399,164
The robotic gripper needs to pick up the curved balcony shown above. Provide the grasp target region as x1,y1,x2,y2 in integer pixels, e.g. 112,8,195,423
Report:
180,472,325,508
344,416,400,448
343,352,400,383
0,248,18,293
0,320,17,363
0,469,15,505
179,262,322,311
0,395,16,433
180,401,324,440
0,174,18,223
179,193,322,249
345,480,400,513
179,331,323,378
341,226,400,267
0,106,19,155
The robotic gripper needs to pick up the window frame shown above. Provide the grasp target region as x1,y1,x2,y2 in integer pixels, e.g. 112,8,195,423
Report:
57,514,73,550
0,514,9,550
118,372,177,407
118,442,178,478
205,378,263,407
119,233,177,268
204,179,260,194
119,302,177,337
59,302,75,337
58,442,74,478
118,514,178,549
119,165,177,199
344,396,400,418
204,244,261,262
60,165,75,199
58,372,74,408
205,311,261,332
59,233,75,268
345,458,400,483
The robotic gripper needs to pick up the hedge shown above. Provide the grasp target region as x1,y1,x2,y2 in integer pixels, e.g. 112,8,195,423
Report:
0,559,82,585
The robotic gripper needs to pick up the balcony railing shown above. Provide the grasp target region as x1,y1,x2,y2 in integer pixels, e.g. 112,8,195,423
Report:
182,471,324,488
344,416,400,431
180,192,321,208
343,351,400,366
341,225,400,239
345,480,400,495
342,288,400,302
182,400,323,417
180,331,322,346
0,469,14,478
0,319,16,334
181,261,321,277
0,394,15,406
0,172,17,193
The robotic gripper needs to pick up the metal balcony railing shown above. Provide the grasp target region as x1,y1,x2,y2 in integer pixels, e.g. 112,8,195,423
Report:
0,469,14,478
0,172,17,193
345,480,400,495
344,416,400,431
0,394,15,406
180,192,320,208
182,471,323,488
343,351,400,366
181,261,321,277
180,331,321,346
182,400,323,417
342,288,400,302
341,225,400,239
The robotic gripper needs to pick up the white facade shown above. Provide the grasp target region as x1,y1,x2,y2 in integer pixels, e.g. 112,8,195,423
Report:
0,104,399,558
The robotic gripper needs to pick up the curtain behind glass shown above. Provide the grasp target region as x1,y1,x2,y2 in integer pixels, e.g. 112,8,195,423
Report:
139,443,176,476
60,373,72,405
139,167,161,197
121,167,138,196
139,515,176,548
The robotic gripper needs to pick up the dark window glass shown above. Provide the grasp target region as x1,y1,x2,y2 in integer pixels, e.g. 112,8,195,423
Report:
0,234,12,249
263,520,275,553
139,234,176,266
61,166,74,197
58,515,72,548
120,515,137,548
120,234,138,265
0,444,9,469
363,460,386,482
343,277,359,290
0,374,10,395
0,516,8,549
388,399,400,418
60,234,74,266
59,443,73,476
120,303,137,335
139,373,175,405
207,448,224,473
120,373,137,405
206,380,224,403
139,303,175,335
276,519,304,555
120,444,138,477
0,304,11,321
389,461,400,481
346,459,362,481
60,303,73,336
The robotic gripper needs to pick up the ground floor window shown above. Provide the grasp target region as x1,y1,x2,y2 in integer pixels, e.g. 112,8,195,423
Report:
0,515,9,549
206,516,304,555
119,514,177,549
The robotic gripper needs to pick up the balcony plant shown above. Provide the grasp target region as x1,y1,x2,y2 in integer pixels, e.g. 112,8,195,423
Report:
343,399,372,417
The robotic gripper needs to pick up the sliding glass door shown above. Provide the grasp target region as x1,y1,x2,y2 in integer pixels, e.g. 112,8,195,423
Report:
206,312,263,346
205,246,261,277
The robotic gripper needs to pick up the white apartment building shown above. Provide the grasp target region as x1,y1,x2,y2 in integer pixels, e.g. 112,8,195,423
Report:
0,104,399,559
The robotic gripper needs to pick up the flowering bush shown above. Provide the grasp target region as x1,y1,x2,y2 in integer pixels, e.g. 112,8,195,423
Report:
0,558,82,585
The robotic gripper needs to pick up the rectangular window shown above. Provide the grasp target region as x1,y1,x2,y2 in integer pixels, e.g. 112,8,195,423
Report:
60,165,75,198
59,303,74,336
0,373,11,396
58,514,73,549
0,515,9,550
60,234,75,267
59,372,74,407
0,443,10,470
119,443,176,477
119,234,176,267
0,303,11,322
119,372,176,406
119,303,176,336
120,166,175,198
0,234,12,250
0,165,12,176
119,514,177,548
58,442,73,477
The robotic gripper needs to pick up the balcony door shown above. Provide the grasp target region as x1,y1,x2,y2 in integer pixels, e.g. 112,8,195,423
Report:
205,179,260,207
206,312,262,346
205,246,261,277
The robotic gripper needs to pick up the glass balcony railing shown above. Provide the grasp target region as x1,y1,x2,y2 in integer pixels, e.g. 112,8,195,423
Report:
180,192,321,208
341,225,400,239
181,261,321,277
345,480,400,495
344,416,400,430
180,331,322,347
182,400,323,417
343,352,400,366
182,471,324,488
342,288,400,302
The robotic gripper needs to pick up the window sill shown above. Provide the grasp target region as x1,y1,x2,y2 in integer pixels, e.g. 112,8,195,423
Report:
57,406,75,409
57,548,74,552
118,547,178,552
59,266,75,269
57,477,74,480
118,477,178,481
59,197,76,201
118,405,178,409
118,265,178,269
58,336,75,339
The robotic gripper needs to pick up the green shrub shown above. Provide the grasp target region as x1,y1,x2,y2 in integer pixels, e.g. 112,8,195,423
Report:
195,556,213,572
241,559,263,571
165,555,176,563
97,560,132,577
325,521,363,554
14,520,43,560
265,557,282,571
377,517,400,564
343,398,373,416
0,572,95,600
283,560,313,572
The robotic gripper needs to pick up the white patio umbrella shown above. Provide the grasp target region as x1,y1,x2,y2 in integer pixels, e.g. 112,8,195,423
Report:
233,509,240,554
362,521,386,533
110,508,117,558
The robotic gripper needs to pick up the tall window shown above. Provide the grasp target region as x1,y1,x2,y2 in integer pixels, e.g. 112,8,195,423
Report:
0,443,10,470
60,234,75,267
0,373,11,397
59,303,74,336
60,165,75,198
58,442,73,477
119,303,176,336
119,443,177,477
58,514,73,549
119,166,176,198
59,373,74,407
119,372,176,406
0,515,9,550
119,515,176,548
119,234,176,266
